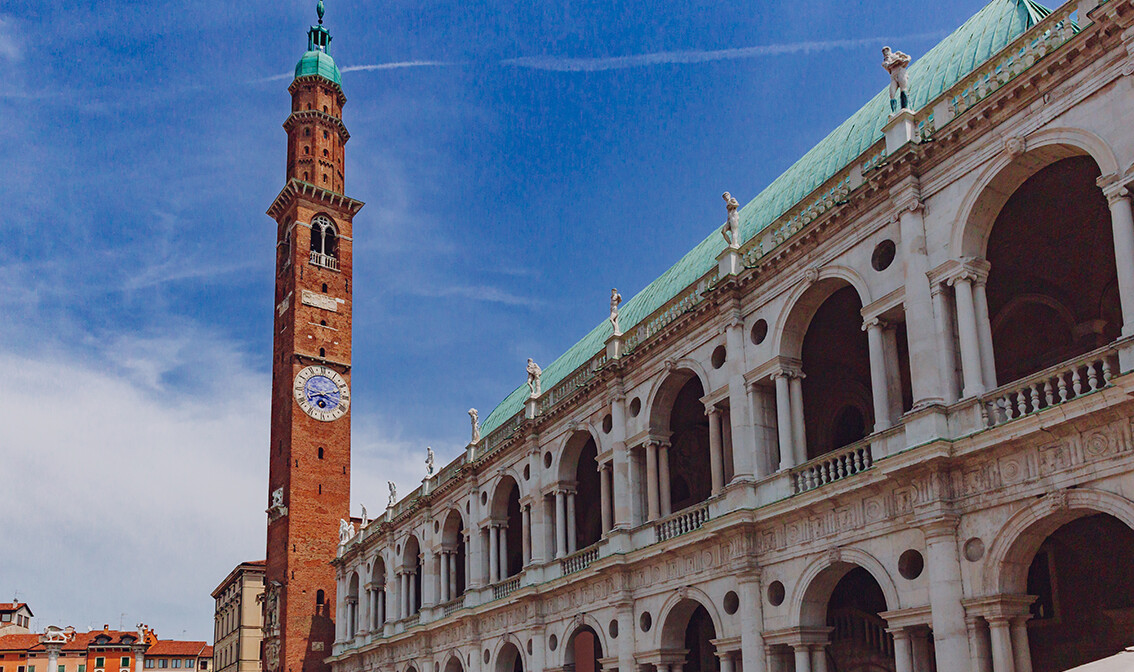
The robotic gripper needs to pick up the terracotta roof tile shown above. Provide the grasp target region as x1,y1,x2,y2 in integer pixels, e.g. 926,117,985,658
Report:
145,642,209,657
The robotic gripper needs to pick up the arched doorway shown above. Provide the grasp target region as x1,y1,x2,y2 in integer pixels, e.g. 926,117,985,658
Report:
1021,513,1134,672
490,476,523,581
985,156,1120,385
440,510,467,603
559,431,603,553
565,625,603,672
660,599,719,672
443,655,464,672
495,642,524,672
826,568,898,672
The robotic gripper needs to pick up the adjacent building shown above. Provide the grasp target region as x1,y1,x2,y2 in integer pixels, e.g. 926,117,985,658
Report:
318,1,1134,672
212,561,265,672
0,626,210,672
0,605,33,635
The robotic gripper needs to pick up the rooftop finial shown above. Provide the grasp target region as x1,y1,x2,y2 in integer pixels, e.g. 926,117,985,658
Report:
317,0,325,24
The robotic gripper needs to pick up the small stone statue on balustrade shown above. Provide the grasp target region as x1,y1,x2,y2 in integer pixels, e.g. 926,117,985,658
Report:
469,408,481,445
387,480,397,508
720,192,741,249
610,288,623,335
426,446,435,477
882,46,912,113
527,358,543,398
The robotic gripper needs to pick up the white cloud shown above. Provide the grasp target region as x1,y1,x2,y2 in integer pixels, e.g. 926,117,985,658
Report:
0,16,22,63
501,32,946,72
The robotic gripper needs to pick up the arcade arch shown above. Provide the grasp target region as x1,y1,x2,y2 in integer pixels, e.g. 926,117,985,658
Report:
440,509,467,603
557,431,604,554
489,476,523,582
564,624,603,672
494,641,524,672
369,556,387,630
644,369,714,521
659,597,721,672
400,535,422,618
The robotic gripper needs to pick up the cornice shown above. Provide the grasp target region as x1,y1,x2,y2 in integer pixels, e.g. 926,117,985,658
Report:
267,179,365,220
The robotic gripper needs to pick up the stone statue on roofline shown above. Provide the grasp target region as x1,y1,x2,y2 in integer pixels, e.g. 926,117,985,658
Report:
426,446,436,477
720,192,741,249
610,288,623,335
527,358,543,398
338,518,355,545
469,408,481,445
387,480,397,508
360,504,368,528
882,46,912,113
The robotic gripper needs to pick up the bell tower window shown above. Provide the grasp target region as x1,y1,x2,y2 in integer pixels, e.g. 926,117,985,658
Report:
309,215,339,270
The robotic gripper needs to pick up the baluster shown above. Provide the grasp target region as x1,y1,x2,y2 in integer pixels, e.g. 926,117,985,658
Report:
1017,389,1028,416
864,447,873,469
980,401,991,427
1088,360,1100,391
1058,373,1069,402
837,454,847,478
1003,396,1015,420
1044,380,1055,406
1072,367,1083,396
1104,359,1114,385
1030,384,1041,412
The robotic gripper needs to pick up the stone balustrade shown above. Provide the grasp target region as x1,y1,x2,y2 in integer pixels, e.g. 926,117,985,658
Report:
492,577,520,601
791,439,874,495
309,250,340,270
654,503,710,543
560,545,599,576
981,345,1118,428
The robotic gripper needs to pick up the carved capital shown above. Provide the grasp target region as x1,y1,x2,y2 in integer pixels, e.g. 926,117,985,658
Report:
862,317,887,332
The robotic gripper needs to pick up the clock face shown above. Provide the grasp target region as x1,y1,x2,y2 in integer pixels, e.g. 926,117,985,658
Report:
293,365,350,421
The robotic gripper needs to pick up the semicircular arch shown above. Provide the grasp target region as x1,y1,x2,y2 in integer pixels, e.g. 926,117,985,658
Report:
790,547,900,628
771,266,872,361
656,587,725,651
645,358,712,433
559,615,611,668
982,488,1134,595
952,127,1120,259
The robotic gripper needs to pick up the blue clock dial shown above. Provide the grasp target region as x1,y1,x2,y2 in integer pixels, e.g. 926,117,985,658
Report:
304,375,342,411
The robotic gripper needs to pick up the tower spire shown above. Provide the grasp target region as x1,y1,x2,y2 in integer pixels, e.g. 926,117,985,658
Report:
317,0,325,25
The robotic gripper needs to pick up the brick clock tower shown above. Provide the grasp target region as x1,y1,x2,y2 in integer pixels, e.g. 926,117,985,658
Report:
263,4,362,672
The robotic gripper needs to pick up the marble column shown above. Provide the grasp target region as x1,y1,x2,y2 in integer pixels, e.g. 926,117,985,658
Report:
708,407,725,494
566,490,578,553
409,569,417,615
789,374,808,465
498,523,509,578
522,505,532,566
738,577,767,672
719,653,735,672
440,552,450,603
645,442,660,521
924,521,969,672
951,274,986,397
774,374,794,469
1009,617,1033,672
600,465,613,533
609,392,633,527
449,552,459,598
555,490,568,558
811,646,828,672
890,629,913,672
489,526,500,583
865,318,892,432
748,382,773,478
973,278,998,390
793,645,812,672
932,283,960,403
1107,187,1134,337
658,443,672,516
988,617,1015,672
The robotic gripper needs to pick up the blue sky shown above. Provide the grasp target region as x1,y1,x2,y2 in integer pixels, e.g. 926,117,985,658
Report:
0,0,1045,643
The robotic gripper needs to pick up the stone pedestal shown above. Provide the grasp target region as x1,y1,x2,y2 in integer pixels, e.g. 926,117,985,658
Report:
883,109,918,154
525,397,538,419
606,332,624,360
718,247,743,276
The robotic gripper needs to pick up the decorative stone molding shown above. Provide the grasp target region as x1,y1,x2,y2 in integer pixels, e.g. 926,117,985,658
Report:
1003,135,1026,160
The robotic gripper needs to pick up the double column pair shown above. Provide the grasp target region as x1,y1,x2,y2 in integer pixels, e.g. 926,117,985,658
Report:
487,521,508,583
368,583,386,630
963,596,1036,672
397,566,418,619
438,549,459,603
554,487,577,558
643,440,671,521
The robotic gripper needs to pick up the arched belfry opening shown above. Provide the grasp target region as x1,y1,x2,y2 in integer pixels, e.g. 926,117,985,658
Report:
985,156,1119,385
489,476,523,582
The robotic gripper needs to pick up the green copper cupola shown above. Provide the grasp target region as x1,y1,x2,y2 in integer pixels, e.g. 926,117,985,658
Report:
294,0,342,85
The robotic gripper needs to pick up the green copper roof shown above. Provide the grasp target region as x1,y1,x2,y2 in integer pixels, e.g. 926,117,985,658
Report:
476,0,1051,439
295,2,341,85
296,50,342,85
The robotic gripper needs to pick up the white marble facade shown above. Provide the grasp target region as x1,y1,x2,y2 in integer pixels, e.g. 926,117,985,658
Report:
330,4,1134,672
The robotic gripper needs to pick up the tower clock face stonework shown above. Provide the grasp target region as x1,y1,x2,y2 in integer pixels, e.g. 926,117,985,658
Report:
294,365,350,421
262,7,364,672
